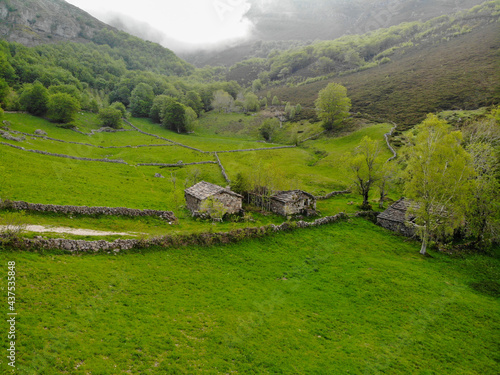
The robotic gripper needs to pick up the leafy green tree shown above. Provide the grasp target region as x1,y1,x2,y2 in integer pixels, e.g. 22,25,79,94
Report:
464,141,500,250
184,107,197,133
184,90,203,116
252,79,262,93
0,77,9,106
129,83,154,117
231,172,249,195
47,93,81,123
199,197,227,222
110,101,127,118
211,90,233,113
404,114,474,255
19,82,49,116
150,95,173,123
272,96,280,106
347,136,384,210
98,107,122,128
315,82,351,130
48,84,81,102
259,118,279,142
244,92,260,112
163,99,187,133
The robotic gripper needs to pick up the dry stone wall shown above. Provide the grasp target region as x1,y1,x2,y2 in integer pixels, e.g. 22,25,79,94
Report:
0,142,128,164
1,200,176,221
3,213,348,252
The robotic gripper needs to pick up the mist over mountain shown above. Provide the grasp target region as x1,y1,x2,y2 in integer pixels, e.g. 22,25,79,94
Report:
181,0,487,66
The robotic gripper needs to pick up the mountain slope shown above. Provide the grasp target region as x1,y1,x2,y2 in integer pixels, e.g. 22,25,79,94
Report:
0,0,194,76
270,23,500,128
0,0,109,46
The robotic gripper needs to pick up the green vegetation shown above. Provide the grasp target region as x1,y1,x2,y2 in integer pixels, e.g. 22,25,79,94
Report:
2,220,499,373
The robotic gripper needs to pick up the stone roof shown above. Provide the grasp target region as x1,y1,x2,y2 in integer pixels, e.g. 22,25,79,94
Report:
270,190,315,204
377,198,416,223
184,181,242,200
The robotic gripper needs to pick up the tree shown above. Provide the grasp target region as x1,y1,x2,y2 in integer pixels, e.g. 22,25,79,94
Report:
347,136,384,210
404,114,474,255
315,82,351,130
259,118,279,142
376,162,396,208
19,82,49,116
199,197,227,222
47,93,80,123
129,83,154,117
110,101,127,118
211,90,233,113
272,96,280,106
184,90,203,116
464,142,500,250
163,99,187,133
244,92,260,112
98,107,122,128
150,95,173,123
184,107,197,133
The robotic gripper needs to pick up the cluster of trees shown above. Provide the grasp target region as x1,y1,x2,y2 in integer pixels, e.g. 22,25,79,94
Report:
346,110,500,254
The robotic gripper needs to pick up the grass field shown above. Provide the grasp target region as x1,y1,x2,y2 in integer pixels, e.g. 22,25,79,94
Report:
0,112,394,239
1,219,498,374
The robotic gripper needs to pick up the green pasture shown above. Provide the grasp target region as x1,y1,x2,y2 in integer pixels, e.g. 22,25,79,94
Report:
1,219,498,374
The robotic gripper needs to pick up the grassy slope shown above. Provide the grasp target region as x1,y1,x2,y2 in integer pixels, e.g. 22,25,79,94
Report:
0,112,392,238
2,219,499,374
271,24,500,128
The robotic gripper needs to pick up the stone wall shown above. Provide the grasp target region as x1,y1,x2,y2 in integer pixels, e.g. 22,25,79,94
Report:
213,192,242,214
214,152,231,184
1,200,176,221
315,190,351,200
0,142,129,164
2,213,349,252
185,194,201,213
377,217,415,237
137,161,216,167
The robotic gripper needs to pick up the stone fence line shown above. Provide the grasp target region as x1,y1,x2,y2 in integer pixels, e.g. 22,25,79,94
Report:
4,126,174,150
137,161,217,167
384,123,398,162
1,200,177,221
0,142,129,164
214,145,296,153
214,152,231,184
72,127,134,136
2,213,348,252
315,190,351,200
123,120,206,153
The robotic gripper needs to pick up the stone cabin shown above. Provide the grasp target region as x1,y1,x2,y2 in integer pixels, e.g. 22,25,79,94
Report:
270,190,317,216
184,181,242,215
376,198,416,237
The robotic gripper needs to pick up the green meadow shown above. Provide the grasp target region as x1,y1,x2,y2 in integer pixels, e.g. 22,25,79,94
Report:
0,112,392,239
1,219,498,374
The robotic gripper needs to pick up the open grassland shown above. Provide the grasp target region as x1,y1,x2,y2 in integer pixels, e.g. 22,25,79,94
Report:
1,219,498,374
0,112,394,239
0,112,393,209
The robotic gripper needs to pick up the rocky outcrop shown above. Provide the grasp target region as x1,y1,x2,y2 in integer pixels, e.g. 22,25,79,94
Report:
0,0,111,46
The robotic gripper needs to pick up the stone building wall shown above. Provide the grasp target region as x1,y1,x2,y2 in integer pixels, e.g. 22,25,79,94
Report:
185,194,201,213
377,218,415,237
213,192,242,214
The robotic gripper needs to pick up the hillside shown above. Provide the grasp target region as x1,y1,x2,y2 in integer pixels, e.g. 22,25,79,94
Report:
0,0,194,77
182,0,487,67
270,22,500,128
2,220,499,373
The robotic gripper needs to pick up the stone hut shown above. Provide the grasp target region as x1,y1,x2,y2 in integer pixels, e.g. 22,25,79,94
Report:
376,198,416,237
184,181,242,215
270,190,317,216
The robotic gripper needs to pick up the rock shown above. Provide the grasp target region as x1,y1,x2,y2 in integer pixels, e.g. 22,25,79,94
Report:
154,173,165,178
34,129,47,135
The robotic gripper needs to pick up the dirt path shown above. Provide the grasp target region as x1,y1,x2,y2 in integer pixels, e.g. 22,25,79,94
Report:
1,225,135,237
